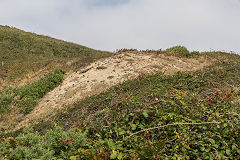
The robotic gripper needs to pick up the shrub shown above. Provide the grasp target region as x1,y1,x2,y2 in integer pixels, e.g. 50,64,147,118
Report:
0,128,55,160
0,95,14,113
0,69,65,114
0,126,89,160
165,46,201,57
44,126,89,158
16,98,37,114
191,51,201,56
16,69,65,99
165,46,190,57
0,88,15,113
15,69,65,114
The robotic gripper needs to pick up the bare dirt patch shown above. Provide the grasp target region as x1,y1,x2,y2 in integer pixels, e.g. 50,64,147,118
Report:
11,52,211,131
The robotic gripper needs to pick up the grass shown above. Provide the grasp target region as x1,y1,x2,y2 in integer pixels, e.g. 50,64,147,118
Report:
1,52,239,159
0,25,112,91
0,69,65,115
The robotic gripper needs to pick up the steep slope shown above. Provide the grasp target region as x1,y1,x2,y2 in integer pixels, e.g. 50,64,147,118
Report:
11,51,211,132
1,51,239,159
0,25,111,91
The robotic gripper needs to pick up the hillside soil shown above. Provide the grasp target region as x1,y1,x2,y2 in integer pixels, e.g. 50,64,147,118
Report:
2,52,211,132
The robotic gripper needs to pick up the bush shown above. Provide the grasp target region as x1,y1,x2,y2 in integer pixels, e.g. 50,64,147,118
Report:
165,46,200,57
44,126,89,158
0,126,89,160
165,46,190,57
0,129,55,160
0,95,14,113
0,69,65,114
0,88,15,113
165,46,201,57
191,51,201,56
16,69,65,99
16,98,37,114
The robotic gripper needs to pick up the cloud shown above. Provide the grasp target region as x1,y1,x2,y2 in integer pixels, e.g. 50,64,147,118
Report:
84,0,130,6
0,0,240,53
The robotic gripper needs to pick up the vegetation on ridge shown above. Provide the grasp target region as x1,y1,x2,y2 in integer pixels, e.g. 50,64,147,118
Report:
165,46,200,57
0,50,239,159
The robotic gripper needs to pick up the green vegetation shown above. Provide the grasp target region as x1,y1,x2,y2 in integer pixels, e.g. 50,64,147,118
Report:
165,46,201,57
0,69,65,114
0,25,111,91
0,25,239,159
190,51,201,56
0,127,89,160
1,52,239,159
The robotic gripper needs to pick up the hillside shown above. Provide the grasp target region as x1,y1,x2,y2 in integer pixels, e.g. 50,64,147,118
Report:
12,50,211,132
0,27,239,159
0,25,111,91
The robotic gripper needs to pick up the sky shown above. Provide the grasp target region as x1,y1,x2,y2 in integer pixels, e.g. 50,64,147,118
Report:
0,0,240,53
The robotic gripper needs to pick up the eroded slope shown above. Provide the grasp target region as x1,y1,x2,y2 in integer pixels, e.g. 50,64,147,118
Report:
12,52,211,131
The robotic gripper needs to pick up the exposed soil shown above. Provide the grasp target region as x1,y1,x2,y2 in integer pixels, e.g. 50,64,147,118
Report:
11,52,211,131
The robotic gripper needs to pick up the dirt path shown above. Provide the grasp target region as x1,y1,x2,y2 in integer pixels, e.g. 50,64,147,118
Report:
13,52,211,131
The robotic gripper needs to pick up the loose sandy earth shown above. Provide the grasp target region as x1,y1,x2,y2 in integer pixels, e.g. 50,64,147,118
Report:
12,52,211,131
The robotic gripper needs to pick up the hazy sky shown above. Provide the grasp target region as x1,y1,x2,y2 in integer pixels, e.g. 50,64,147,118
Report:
1,0,240,53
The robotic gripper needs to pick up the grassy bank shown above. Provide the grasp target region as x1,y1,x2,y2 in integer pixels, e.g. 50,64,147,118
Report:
0,52,239,159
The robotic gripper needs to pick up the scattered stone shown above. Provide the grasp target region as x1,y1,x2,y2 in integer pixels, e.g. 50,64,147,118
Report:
80,67,93,74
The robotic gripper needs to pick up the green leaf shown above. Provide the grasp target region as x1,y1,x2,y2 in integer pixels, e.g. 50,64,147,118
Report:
226,149,231,155
70,156,77,160
107,139,116,150
237,149,240,154
110,151,118,159
213,144,219,148
200,146,205,151
142,110,148,118
232,144,237,151
131,124,137,131
118,129,126,135
117,153,123,159
209,139,215,145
